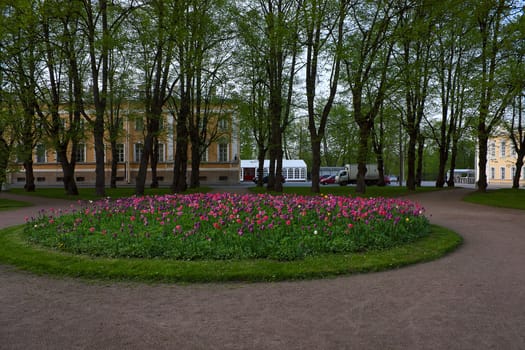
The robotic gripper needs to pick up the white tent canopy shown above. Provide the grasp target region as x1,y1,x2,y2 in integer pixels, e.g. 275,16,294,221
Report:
240,159,307,182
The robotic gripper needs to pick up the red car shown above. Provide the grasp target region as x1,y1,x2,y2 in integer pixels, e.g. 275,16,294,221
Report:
320,175,336,185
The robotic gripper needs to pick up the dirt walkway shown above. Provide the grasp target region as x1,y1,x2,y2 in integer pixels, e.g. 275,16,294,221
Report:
1,188,524,349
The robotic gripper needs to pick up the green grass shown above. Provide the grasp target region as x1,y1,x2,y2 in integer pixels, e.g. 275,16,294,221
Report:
250,184,441,198
0,198,33,211
8,186,211,201
463,188,525,210
0,224,461,283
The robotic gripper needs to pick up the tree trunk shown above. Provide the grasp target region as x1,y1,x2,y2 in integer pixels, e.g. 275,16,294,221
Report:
416,135,424,187
58,149,79,196
189,129,201,188
436,146,448,188
256,147,266,187
447,137,459,187
93,122,106,196
150,138,159,189
513,155,524,188
0,139,9,191
477,131,489,192
310,139,321,193
136,133,152,195
172,102,189,193
23,159,36,192
110,140,118,188
355,124,370,194
376,154,386,187
406,128,417,190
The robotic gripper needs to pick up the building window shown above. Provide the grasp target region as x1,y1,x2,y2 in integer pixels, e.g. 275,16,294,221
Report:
35,144,46,163
511,167,516,179
500,141,506,157
134,143,144,162
200,148,208,162
155,143,165,162
511,146,517,157
75,144,85,163
135,118,144,131
490,142,496,158
491,167,495,179
116,144,125,163
500,167,505,180
218,143,228,162
218,118,228,131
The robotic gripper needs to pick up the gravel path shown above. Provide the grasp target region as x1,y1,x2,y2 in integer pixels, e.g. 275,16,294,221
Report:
1,188,524,350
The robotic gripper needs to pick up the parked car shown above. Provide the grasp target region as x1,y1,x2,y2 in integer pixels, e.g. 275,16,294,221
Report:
319,174,330,183
383,175,391,185
320,175,336,185
253,175,286,184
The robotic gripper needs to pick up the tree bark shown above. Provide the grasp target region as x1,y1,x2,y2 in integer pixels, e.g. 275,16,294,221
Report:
477,129,489,192
23,160,36,192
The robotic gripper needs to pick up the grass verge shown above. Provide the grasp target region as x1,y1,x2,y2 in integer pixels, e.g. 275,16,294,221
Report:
0,224,462,283
8,186,211,201
0,198,33,211
463,188,525,210
250,185,441,198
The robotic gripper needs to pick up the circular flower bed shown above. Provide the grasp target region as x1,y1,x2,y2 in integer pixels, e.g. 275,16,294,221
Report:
25,193,430,261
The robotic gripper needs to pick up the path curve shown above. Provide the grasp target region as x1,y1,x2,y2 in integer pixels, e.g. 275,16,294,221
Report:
1,188,524,349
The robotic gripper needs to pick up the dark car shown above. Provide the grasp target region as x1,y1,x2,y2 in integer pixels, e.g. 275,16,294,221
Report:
320,175,336,185
253,175,286,184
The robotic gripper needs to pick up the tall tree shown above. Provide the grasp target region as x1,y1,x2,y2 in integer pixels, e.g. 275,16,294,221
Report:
472,0,519,192
397,0,433,191
183,0,235,189
429,0,475,188
1,0,44,192
302,0,349,193
258,0,301,192
35,0,88,195
80,0,133,196
131,0,177,195
508,93,525,188
343,0,402,193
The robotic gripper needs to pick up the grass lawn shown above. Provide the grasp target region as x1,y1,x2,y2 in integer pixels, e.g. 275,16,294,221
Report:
463,188,525,210
250,184,441,198
8,186,211,201
0,198,33,211
0,224,461,283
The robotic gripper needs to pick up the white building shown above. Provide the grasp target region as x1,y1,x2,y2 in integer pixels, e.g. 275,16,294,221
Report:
240,159,307,182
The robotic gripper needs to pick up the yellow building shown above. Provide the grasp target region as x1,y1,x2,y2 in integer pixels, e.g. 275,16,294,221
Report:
8,107,240,186
481,133,525,187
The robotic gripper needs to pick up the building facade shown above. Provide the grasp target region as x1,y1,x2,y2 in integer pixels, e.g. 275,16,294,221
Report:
478,133,525,187
8,107,240,187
